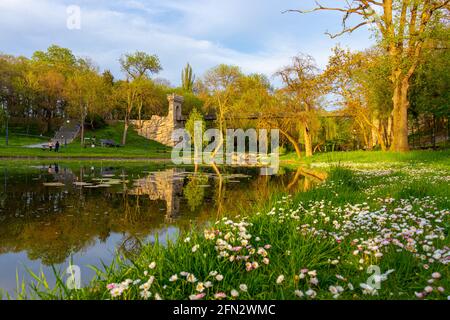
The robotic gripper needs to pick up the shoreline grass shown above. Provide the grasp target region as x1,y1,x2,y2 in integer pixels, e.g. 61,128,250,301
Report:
12,152,449,300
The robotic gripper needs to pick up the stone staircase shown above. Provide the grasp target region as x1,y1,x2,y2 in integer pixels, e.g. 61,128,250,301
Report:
52,122,80,145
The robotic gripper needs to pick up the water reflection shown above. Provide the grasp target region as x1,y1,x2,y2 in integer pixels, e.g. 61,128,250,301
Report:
0,163,324,294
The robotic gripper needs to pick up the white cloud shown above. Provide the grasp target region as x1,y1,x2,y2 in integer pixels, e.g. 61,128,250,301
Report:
0,0,375,86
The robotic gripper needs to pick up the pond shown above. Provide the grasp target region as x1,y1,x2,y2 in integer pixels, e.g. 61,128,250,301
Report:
0,162,322,296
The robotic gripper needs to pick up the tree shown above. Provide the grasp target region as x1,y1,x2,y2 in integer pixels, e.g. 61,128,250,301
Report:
324,47,392,150
114,80,139,145
198,64,243,155
35,69,65,130
0,55,19,143
30,45,79,131
32,45,77,77
0,107,9,145
93,70,115,123
118,51,162,144
119,51,162,80
185,107,206,145
409,25,450,147
65,63,106,146
134,78,166,128
275,54,325,157
153,78,172,87
13,61,42,131
182,63,195,92
261,91,304,159
102,70,114,87
233,73,273,128
287,0,450,151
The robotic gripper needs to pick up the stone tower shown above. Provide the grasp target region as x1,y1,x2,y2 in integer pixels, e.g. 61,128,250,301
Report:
131,93,184,146
167,93,184,129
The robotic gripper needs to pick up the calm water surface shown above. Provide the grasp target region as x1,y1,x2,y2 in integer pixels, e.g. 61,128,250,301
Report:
0,162,320,296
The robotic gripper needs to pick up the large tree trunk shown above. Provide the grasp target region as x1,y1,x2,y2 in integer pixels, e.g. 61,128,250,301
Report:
122,117,129,145
391,78,410,152
303,125,313,157
378,128,387,151
80,103,85,147
371,117,379,148
280,129,302,159
80,117,85,147
447,116,449,142
371,118,387,151
137,100,143,129
387,115,393,147
361,129,369,149
355,119,369,149
432,114,436,148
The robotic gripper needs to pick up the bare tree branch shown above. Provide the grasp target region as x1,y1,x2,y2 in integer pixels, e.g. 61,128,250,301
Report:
282,0,367,14
325,21,370,38
283,1,376,39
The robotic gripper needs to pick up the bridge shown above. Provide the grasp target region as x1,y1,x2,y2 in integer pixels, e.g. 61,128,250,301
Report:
201,113,349,121
132,94,350,147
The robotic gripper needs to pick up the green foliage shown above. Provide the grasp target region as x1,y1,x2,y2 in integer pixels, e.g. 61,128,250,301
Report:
185,108,206,144
119,51,162,80
183,174,208,211
181,63,195,92
233,73,273,127
317,116,354,151
0,108,7,131
409,32,450,119
102,70,114,86
65,68,107,119
278,145,287,155
32,45,77,75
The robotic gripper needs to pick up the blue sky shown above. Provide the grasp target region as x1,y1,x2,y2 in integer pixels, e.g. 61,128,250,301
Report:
0,0,376,87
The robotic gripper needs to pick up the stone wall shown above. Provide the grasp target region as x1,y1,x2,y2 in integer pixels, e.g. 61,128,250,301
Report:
131,94,184,147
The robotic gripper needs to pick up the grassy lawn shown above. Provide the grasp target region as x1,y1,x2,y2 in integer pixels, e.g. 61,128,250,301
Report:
0,124,171,159
11,150,449,300
0,134,49,147
281,149,450,168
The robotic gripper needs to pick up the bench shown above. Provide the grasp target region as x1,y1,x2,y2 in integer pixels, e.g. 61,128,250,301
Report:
99,139,121,147
41,144,53,151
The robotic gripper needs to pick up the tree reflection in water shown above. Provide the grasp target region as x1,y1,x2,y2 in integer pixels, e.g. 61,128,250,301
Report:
0,164,324,267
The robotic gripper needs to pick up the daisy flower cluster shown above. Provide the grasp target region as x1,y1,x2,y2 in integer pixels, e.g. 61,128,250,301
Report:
204,217,272,271
415,272,446,299
292,269,320,299
287,194,449,268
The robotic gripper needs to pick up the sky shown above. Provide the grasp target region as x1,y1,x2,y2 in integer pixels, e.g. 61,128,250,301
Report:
0,0,376,87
